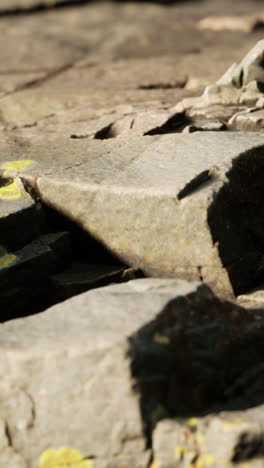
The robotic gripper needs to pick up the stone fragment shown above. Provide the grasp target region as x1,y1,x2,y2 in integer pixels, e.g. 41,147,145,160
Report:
197,15,264,32
0,176,45,251
182,121,226,133
153,412,264,468
50,263,130,299
173,40,264,117
0,232,72,319
237,287,264,309
0,231,71,287
229,108,264,131
14,131,264,297
103,110,171,138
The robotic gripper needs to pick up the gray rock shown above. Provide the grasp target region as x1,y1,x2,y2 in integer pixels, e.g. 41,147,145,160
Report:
174,40,264,116
0,278,204,467
1,278,264,467
11,131,264,297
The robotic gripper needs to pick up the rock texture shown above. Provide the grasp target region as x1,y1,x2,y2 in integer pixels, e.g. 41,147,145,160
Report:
1,278,264,468
5,131,263,297
1,0,264,466
170,40,264,133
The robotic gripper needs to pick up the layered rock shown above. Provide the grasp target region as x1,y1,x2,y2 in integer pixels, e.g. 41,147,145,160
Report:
2,132,262,297
170,40,264,133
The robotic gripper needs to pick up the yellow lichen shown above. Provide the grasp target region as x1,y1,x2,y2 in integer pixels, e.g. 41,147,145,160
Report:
175,446,187,460
0,246,16,268
204,454,214,465
0,160,35,199
2,160,35,173
39,448,94,468
194,432,204,444
185,418,198,427
149,461,159,468
153,333,170,344
0,180,21,199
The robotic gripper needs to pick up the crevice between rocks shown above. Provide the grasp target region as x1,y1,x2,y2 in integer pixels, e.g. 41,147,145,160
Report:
0,0,92,17
0,176,144,322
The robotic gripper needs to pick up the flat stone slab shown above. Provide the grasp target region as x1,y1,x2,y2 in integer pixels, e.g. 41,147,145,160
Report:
1,277,264,467
4,131,264,297
0,277,261,467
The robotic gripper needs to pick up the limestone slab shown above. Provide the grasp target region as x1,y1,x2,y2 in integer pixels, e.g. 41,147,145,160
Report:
10,131,264,297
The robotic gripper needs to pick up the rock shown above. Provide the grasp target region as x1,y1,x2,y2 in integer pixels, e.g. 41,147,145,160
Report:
229,108,264,131
173,40,264,120
0,279,250,465
152,411,264,468
0,0,261,139
237,287,264,309
197,15,264,32
8,131,264,297
0,168,45,251
1,278,264,467
50,263,133,299
0,231,72,320
0,278,201,467
102,110,172,138
182,121,226,133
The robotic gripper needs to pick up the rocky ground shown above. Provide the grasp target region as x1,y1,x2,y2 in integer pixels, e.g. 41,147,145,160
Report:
2,0,264,467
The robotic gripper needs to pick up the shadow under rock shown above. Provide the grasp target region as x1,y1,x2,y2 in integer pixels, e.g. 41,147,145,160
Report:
0,0,204,16
0,201,142,322
207,146,264,296
127,285,264,447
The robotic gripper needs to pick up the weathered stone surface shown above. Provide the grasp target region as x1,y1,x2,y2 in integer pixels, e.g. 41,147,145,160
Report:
172,40,264,131
0,0,262,139
237,287,264,309
5,131,263,297
0,278,201,467
1,278,264,466
229,108,264,131
152,411,264,468
197,14,264,32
